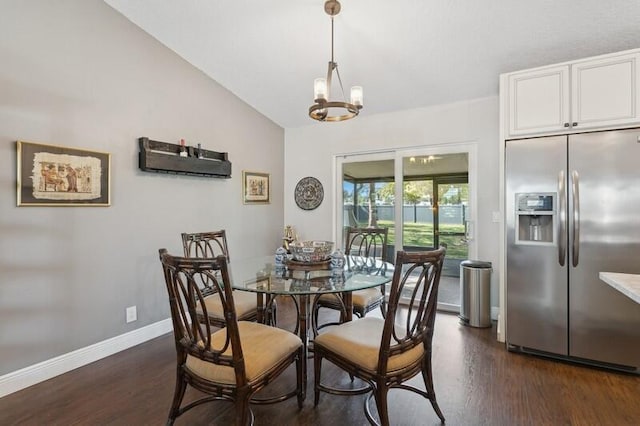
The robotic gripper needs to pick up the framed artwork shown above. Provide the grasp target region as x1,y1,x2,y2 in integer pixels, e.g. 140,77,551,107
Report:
242,170,270,204
16,141,111,206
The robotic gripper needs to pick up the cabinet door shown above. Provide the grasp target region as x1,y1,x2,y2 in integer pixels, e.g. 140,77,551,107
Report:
508,66,570,137
571,52,640,130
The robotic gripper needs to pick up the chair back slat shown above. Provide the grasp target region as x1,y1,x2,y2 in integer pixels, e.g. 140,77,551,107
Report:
182,230,230,262
181,231,230,297
159,249,243,371
344,227,389,274
379,247,446,371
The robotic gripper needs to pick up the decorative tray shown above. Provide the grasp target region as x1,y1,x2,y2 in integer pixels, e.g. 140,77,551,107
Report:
285,258,331,271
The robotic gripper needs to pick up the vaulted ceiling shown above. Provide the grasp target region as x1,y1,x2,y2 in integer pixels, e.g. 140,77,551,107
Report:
105,0,640,128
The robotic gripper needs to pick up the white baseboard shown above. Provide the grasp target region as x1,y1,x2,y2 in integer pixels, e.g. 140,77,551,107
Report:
0,318,172,398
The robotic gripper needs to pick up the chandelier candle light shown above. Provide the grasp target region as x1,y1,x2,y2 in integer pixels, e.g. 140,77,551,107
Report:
309,0,363,122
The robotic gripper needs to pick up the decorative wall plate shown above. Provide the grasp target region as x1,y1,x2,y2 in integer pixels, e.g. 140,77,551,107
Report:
294,176,324,210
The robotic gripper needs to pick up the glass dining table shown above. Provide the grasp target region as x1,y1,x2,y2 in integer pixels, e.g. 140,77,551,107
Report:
230,255,394,389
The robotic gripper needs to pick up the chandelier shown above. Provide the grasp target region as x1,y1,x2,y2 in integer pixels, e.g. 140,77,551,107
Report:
309,0,363,122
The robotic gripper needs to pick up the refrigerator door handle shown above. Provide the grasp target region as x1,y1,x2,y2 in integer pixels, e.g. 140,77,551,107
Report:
571,170,580,267
558,170,567,266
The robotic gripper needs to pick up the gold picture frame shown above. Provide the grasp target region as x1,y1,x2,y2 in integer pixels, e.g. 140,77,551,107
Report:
17,141,111,206
242,170,270,204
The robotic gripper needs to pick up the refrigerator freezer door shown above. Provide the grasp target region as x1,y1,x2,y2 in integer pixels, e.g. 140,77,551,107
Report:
568,129,640,368
506,136,569,355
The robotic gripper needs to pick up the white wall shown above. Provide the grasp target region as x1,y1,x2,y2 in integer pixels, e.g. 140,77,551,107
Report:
0,0,284,376
284,97,501,310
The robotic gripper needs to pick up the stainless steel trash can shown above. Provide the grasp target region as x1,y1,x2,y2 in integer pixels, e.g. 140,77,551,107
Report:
459,260,492,328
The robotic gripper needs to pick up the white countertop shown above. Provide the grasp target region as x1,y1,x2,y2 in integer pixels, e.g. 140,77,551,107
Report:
599,272,640,304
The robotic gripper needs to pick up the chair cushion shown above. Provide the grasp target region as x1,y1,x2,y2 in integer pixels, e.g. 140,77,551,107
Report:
316,293,343,305
314,317,423,374
196,290,257,321
351,288,383,309
186,321,302,385
317,288,383,308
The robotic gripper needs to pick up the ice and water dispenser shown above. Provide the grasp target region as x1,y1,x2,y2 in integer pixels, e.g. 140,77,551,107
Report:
515,193,555,245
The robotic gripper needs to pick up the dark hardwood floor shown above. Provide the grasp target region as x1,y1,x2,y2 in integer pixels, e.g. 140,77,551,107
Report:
1,297,639,425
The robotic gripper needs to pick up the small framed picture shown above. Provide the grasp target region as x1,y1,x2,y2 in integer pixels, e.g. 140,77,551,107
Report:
242,170,270,204
16,141,111,206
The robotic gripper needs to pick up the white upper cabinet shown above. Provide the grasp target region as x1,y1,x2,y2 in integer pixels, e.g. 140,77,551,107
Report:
571,53,640,130
504,49,640,138
508,65,570,136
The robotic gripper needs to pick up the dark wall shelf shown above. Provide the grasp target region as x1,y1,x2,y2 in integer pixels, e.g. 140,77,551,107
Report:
138,137,232,178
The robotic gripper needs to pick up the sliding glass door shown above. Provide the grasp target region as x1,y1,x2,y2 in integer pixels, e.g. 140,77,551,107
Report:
335,146,476,312
400,154,469,310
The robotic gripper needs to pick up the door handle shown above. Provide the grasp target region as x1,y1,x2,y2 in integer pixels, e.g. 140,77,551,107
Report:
465,220,473,241
558,171,566,266
571,170,580,267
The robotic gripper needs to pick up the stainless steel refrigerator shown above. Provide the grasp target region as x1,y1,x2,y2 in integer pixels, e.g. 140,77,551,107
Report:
506,128,640,372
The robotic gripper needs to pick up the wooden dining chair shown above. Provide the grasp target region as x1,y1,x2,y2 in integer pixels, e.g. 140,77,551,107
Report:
313,247,447,426
181,230,276,326
312,227,389,331
159,249,304,426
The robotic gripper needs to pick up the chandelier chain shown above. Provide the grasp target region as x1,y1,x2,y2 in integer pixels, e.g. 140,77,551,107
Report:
330,16,347,101
331,16,335,63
